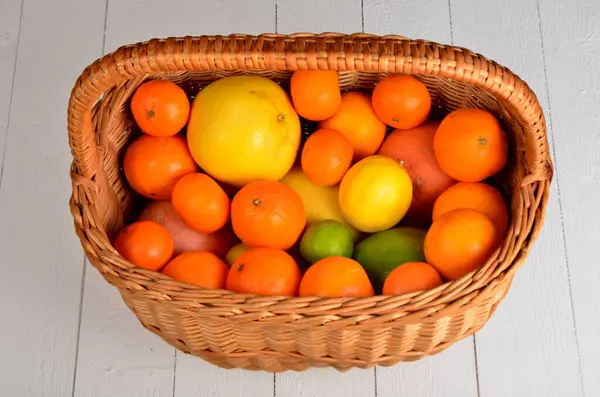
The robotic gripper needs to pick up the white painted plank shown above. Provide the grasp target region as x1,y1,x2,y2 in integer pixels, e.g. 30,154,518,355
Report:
539,1,600,395
74,270,176,397
0,0,22,179
0,0,105,395
276,0,362,34
104,0,277,54
450,0,583,396
73,0,179,393
73,2,276,397
275,3,377,397
276,367,375,397
175,353,275,397
363,0,451,43
363,2,479,396
377,338,477,397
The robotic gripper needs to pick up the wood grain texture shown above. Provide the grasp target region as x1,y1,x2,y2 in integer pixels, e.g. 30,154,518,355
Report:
450,0,583,396
174,354,274,397
74,1,276,397
0,0,22,181
104,0,276,54
276,368,374,397
0,0,105,395
363,0,451,42
364,2,477,395
275,2,376,396
0,0,592,395
73,269,176,397
72,1,180,394
539,0,600,395
276,0,362,34
377,339,477,397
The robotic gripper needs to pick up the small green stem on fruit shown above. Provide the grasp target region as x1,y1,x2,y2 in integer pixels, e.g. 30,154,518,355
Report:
146,109,155,118
236,263,244,271
392,117,400,123
252,198,261,206
478,136,488,145
277,114,285,122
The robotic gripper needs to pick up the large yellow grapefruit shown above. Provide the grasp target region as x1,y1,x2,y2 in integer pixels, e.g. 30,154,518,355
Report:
187,76,301,187
339,155,413,233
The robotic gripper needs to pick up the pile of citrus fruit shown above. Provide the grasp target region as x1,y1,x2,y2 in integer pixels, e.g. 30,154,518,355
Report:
115,71,509,298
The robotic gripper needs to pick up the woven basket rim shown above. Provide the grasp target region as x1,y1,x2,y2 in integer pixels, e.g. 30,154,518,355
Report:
67,33,552,320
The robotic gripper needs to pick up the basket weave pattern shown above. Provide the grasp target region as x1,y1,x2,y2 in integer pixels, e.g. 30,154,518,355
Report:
67,34,553,372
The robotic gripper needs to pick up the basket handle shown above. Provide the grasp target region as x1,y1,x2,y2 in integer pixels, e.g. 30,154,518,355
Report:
67,34,552,185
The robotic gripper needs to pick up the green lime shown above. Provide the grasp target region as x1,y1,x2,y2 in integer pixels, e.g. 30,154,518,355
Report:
299,220,354,264
353,227,426,292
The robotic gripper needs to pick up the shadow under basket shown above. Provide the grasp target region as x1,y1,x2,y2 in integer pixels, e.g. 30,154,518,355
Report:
67,33,553,372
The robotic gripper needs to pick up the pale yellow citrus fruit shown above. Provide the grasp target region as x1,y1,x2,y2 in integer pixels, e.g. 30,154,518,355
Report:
225,243,251,266
339,155,413,233
187,76,301,187
280,167,360,241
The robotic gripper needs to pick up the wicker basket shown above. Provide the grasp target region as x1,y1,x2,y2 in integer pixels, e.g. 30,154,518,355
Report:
67,33,553,372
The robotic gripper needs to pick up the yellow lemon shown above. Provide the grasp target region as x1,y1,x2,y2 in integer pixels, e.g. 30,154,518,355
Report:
339,155,413,233
280,167,360,241
187,76,300,187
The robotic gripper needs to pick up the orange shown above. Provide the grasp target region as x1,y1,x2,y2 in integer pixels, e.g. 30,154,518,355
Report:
372,75,431,129
123,135,197,200
433,182,509,236
434,108,508,182
299,256,374,298
424,208,498,280
171,173,230,233
378,121,456,222
301,128,353,186
114,221,174,271
130,80,190,137
290,70,341,121
319,92,386,160
226,248,301,296
231,180,306,250
382,261,443,295
162,251,228,289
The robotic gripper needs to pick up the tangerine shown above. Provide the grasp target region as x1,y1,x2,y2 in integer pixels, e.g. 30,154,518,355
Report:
290,70,341,121
123,135,197,200
299,256,374,298
226,248,301,296
301,128,353,186
433,182,509,236
378,121,456,221
434,108,508,182
319,92,386,160
231,180,306,250
114,221,174,271
372,75,431,129
382,261,443,295
130,80,190,136
171,173,230,233
424,208,498,280
162,251,228,289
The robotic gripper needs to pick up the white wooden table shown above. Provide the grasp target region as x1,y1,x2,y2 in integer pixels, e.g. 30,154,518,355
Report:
1,0,598,396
